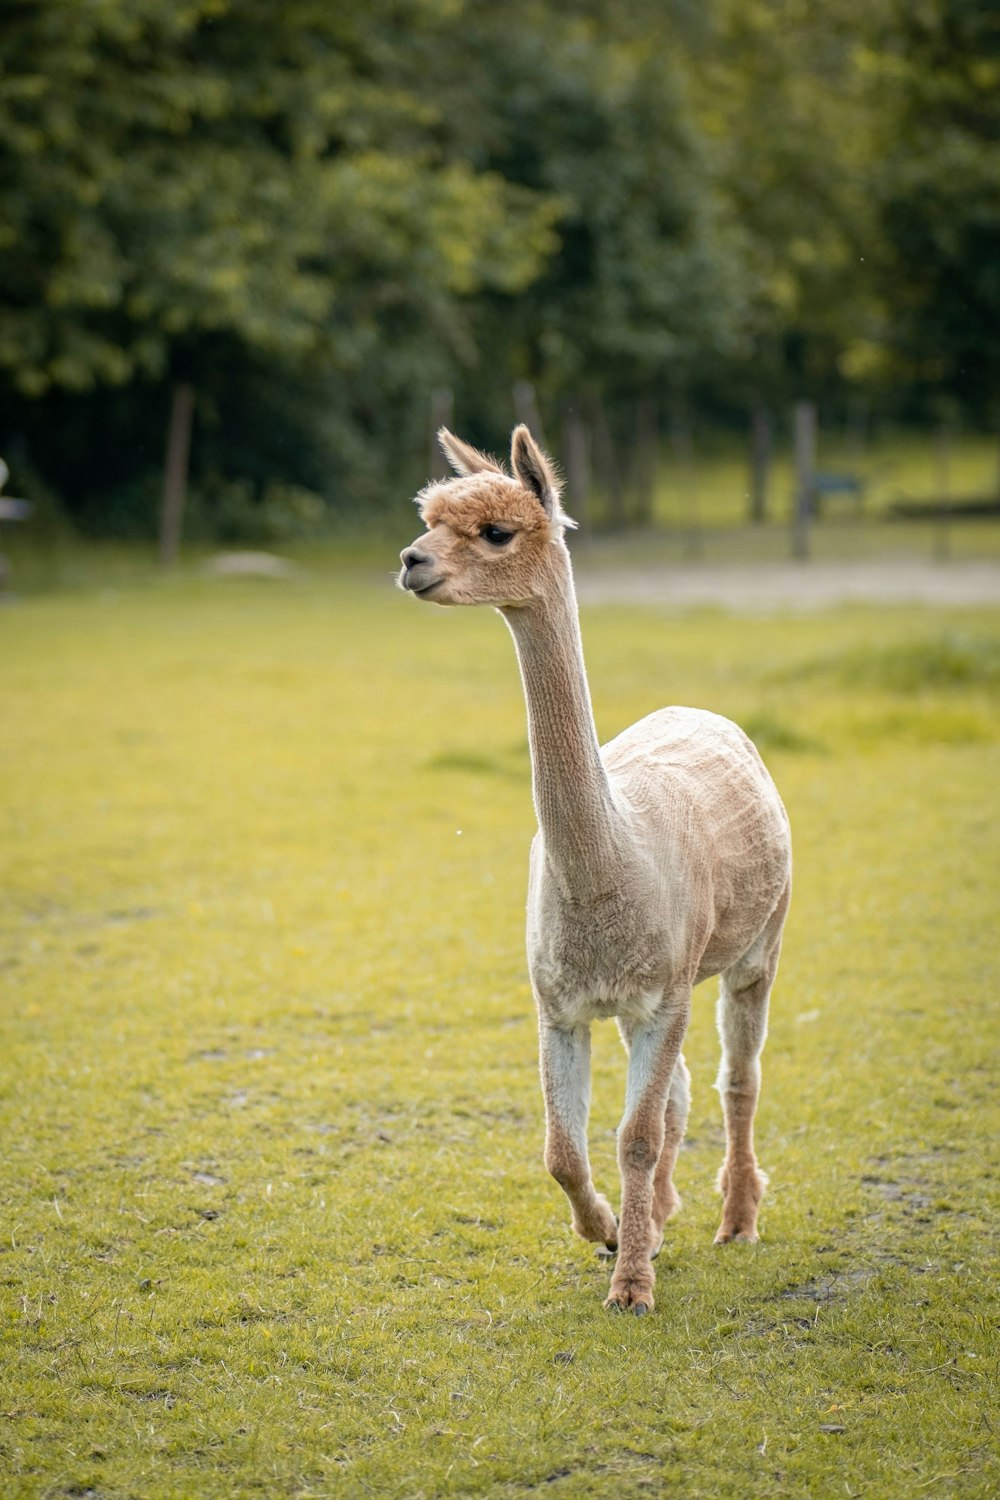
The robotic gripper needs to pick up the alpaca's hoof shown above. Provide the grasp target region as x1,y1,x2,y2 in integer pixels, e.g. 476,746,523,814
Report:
573,1203,618,1251
714,1225,759,1245
715,1166,766,1244
595,1223,619,1257
604,1293,654,1315
604,1275,655,1314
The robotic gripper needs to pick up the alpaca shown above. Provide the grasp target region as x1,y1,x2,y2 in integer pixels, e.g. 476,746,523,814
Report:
398,425,792,1314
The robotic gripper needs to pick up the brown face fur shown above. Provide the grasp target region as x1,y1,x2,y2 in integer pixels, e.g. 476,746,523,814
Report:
398,427,568,608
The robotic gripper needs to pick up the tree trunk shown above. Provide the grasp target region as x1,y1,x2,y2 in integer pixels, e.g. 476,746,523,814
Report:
159,382,195,568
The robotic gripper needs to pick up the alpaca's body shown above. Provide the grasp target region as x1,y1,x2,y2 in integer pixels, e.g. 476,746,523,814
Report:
528,706,790,1027
399,425,791,1313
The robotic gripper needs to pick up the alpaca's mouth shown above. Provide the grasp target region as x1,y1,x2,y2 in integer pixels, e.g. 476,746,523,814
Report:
410,577,443,598
397,564,441,596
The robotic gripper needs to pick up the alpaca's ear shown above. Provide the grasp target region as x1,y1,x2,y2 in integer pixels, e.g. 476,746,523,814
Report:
438,428,504,478
511,424,559,517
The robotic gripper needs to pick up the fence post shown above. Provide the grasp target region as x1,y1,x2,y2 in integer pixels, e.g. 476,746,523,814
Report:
792,400,816,560
159,382,195,568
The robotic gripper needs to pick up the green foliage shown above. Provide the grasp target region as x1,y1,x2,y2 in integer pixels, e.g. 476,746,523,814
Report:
693,0,890,403
870,0,1000,412
1,1,998,533
461,5,748,396
0,0,562,526
1,563,998,1495
0,0,556,397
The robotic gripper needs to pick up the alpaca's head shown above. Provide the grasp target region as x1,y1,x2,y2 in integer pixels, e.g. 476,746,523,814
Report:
398,425,573,608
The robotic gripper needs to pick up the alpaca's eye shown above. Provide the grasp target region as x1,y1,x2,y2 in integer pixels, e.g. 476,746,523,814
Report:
481,525,514,547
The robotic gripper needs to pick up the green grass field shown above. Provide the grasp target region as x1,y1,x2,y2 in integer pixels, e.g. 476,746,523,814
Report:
2,554,998,1497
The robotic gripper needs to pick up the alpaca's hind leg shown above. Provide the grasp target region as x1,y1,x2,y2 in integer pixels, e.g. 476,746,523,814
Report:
607,990,691,1313
539,1021,618,1249
715,890,788,1244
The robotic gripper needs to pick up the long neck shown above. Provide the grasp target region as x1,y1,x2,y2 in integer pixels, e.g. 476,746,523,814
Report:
503,545,623,897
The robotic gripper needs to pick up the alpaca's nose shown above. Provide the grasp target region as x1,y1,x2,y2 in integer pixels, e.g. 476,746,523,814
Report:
400,546,430,570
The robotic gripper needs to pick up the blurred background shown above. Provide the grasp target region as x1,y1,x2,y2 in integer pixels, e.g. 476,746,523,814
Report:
1,0,998,562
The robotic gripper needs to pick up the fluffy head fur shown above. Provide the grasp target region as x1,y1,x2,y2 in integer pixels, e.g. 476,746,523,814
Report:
418,475,551,539
398,425,574,608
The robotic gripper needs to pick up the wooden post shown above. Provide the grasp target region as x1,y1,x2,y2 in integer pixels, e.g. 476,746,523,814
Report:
792,400,816,560
429,387,454,479
749,406,771,524
159,381,195,568
562,402,590,542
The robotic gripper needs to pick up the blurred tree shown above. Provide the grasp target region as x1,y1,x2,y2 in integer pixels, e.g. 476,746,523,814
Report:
870,0,1000,423
0,0,558,525
2,0,994,534
442,3,750,442
690,0,891,412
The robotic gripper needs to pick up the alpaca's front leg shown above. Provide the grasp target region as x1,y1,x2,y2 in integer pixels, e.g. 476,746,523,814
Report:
607,995,691,1314
539,1021,619,1249
619,1018,691,1255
